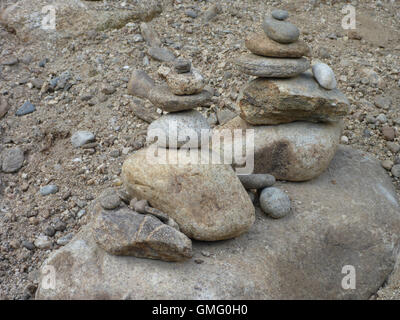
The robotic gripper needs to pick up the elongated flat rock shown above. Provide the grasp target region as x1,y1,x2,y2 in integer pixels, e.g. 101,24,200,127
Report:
238,71,349,125
245,33,310,58
92,204,192,262
234,54,310,78
148,86,212,112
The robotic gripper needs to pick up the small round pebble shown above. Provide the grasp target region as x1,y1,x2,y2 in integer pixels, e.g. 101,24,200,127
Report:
100,189,121,210
391,164,400,177
271,9,289,21
312,63,337,90
134,199,148,213
40,185,58,196
1,147,24,173
259,187,291,219
381,160,394,171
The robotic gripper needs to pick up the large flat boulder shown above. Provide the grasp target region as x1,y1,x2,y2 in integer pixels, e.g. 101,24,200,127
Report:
213,116,342,181
35,147,400,299
238,72,349,125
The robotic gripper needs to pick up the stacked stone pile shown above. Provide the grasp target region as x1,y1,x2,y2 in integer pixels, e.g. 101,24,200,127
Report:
221,9,350,182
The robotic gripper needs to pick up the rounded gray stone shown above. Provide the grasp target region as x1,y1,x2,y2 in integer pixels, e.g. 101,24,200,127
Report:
40,185,59,196
147,110,211,148
71,131,95,148
235,54,310,78
238,174,276,189
262,17,300,44
100,189,121,210
259,187,291,219
271,9,289,21
391,164,400,178
312,63,337,90
1,147,24,173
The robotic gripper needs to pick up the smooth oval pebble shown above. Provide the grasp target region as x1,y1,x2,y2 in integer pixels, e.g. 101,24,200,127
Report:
262,17,300,44
238,174,276,189
259,187,291,219
40,185,59,196
271,9,289,21
312,63,337,90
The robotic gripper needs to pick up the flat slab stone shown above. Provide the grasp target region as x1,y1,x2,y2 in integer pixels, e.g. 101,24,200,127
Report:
35,147,400,300
245,33,310,58
234,54,310,78
238,72,349,125
148,86,212,112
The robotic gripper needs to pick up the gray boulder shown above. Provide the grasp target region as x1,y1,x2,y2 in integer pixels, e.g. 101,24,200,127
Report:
36,147,400,299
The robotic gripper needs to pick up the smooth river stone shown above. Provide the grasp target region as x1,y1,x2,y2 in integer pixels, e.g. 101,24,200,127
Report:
234,54,310,78
262,16,300,44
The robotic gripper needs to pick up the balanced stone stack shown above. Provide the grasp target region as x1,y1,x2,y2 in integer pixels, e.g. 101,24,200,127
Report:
122,61,255,242
226,9,350,182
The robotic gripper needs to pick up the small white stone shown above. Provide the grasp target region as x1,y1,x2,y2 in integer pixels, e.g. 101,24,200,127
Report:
341,136,349,144
312,63,337,90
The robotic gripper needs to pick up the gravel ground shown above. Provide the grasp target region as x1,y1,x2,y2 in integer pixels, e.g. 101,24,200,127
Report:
0,0,399,299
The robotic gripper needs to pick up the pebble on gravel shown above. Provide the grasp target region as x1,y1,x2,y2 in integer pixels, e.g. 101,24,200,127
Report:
40,185,59,196
391,164,400,178
0,96,10,119
71,131,95,148
1,147,24,173
312,63,337,90
148,46,176,62
15,101,36,116
56,233,74,246
34,235,52,250
381,127,396,141
259,187,291,219
100,189,121,210
382,160,394,171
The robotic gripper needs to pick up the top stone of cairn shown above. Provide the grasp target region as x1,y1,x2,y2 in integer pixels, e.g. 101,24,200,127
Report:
271,9,289,21
263,15,300,44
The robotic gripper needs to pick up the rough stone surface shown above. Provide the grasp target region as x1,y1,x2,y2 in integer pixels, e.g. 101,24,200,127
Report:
92,204,192,262
1,147,24,173
213,117,343,181
99,188,121,210
238,72,349,125
234,54,310,78
36,147,400,300
147,110,210,148
0,96,10,119
165,68,205,96
148,46,176,62
245,33,310,58
238,174,276,189
71,131,95,148
312,63,337,90
7,0,162,41
259,187,291,219
39,185,59,196
129,97,160,123
121,148,255,241
15,101,36,116
262,16,300,44
148,86,212,112
127,69,156,99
